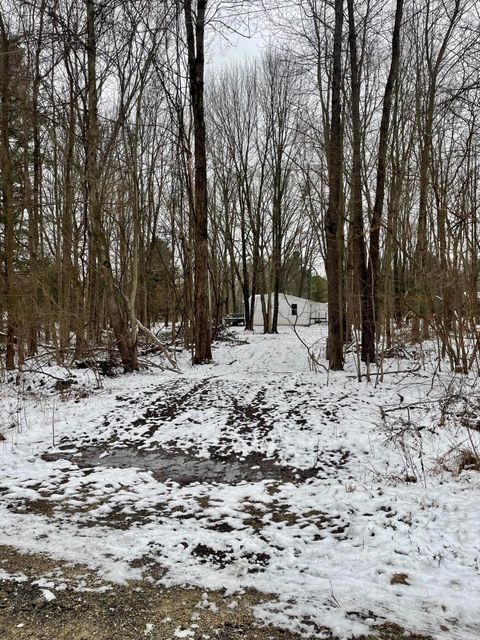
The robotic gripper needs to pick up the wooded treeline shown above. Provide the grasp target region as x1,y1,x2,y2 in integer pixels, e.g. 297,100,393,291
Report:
0,0,479,373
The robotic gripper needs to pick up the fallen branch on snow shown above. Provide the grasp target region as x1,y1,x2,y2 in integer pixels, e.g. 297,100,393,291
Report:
136,320,179,370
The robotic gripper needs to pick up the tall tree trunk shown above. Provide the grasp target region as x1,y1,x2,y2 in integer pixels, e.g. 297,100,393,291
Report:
271,188,281,333
346,0,371,364
325,0,344,370
366,0,404,353
0,15,15,370
184,0,212,364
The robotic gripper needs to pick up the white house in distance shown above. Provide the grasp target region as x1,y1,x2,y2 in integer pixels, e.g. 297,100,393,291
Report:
250,293,328,327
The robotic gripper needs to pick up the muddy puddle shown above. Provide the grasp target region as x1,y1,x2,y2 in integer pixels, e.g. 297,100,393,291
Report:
42,446,319,485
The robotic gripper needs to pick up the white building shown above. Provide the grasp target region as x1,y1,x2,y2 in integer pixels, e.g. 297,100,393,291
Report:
250,293,327,327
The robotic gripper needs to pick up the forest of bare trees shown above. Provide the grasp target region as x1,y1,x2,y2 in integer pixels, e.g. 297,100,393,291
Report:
1,0,480,374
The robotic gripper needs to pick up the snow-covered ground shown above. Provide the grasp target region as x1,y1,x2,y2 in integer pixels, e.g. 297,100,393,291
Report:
1,326,479,639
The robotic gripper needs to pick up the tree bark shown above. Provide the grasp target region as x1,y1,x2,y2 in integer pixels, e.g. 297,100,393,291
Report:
346,0,371,364
0,14,16,370
184,0,212,364
325,0,344,370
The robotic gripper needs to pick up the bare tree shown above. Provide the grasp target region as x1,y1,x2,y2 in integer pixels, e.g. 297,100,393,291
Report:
184,0,212,363
325,0,344,370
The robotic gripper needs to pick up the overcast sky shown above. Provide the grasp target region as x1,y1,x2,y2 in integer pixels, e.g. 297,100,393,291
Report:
207,7,268,69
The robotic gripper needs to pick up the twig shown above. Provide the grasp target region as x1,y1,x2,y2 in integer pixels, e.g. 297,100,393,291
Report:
138,357,181,374
18,367,74,382
347,364,421,379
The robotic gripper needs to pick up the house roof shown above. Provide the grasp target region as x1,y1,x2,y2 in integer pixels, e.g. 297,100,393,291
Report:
253,293,327,305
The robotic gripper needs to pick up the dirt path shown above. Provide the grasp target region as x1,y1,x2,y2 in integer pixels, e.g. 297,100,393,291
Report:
0,547,431,640
0,546,306,640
